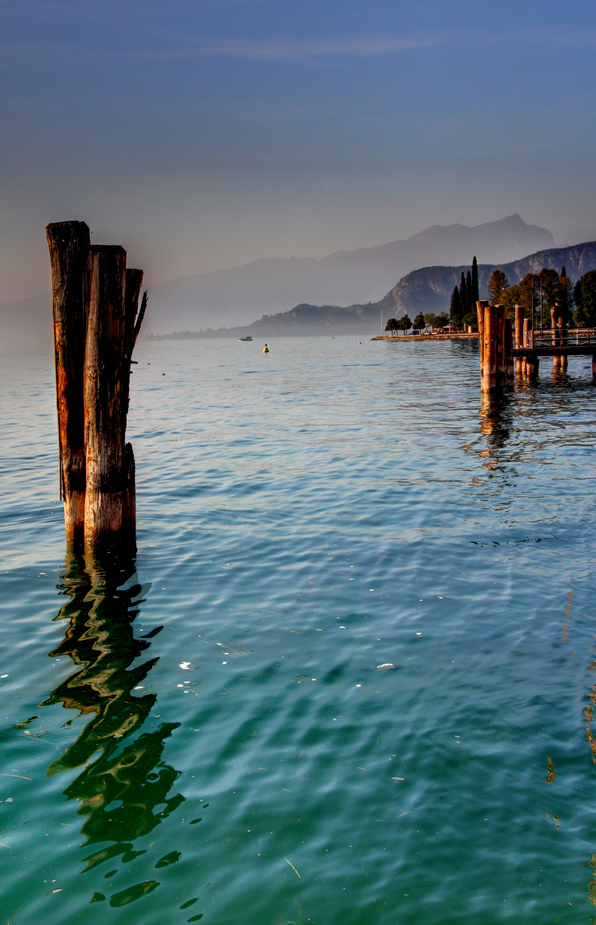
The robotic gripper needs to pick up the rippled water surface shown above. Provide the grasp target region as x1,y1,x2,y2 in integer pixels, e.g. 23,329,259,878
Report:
2,336,596,924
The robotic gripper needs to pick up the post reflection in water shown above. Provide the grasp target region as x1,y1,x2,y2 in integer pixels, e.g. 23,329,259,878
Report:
478,392,512,470
43,553,185,882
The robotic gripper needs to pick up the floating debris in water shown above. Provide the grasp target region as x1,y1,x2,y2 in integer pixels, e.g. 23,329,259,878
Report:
179,662,191,670
285,857,300,878
391,777,405,781
377,663,395,670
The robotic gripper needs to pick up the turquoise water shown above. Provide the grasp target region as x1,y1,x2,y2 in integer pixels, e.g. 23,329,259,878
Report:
1,336,596,924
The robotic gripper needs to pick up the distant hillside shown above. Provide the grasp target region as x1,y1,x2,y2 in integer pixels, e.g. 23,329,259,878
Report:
379,241,596,318
167,240,596,339
147,214,553,333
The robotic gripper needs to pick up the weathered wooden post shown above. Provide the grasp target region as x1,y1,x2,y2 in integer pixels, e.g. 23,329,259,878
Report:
495,304,507,386
482,303,498,393
514,305,524,375
47,222,90,545
550,308,567,370
477,300,486,379
505,317,514,378
46,222,146,556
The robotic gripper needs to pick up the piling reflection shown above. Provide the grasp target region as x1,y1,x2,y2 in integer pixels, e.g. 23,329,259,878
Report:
478,392,512,469
43,553,184,863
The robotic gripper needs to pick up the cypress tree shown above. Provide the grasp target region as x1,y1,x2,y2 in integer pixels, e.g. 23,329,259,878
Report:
450,285,462,326
466,270,473,312
472,256,479,303
459,272,467,315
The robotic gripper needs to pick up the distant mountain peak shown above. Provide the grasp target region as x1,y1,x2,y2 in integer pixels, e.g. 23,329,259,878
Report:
145,214,554,334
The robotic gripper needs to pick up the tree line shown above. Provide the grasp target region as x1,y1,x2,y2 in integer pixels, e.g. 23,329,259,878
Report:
449,257,480,328
449,259,596,329
384,260,596,334
385,310,450,334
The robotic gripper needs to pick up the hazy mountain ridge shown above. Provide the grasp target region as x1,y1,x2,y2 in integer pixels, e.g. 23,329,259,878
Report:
179,240,596,339
0,216,561,348
146,214,553,333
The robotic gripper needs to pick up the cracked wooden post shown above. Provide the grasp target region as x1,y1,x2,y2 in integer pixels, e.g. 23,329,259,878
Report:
46,222,91,546
505,317,514,378
477,300,487,383
481,303,497,393
496,304,506,387
46,221,146,557
525,318,537,380
514,305,524,376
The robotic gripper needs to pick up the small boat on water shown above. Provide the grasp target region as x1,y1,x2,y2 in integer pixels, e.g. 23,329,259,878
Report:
238,336,253,341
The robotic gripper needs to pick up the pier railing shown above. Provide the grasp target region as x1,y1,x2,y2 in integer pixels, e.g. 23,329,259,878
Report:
520,328,596,349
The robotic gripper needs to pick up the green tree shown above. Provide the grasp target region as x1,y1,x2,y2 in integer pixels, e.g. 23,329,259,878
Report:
538,268,560,313
501,284,522,319
413,312,426,331
555,267,573,326
466,271,473,314
459,272,468,316
517,273,537,315
574,270,596,326
399,314,412,332
487,269,509,305
472,256,479,303
450,286,463,326
385,318,398,334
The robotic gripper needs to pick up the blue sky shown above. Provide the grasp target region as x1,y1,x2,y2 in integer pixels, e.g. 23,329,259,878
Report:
1,0,595,298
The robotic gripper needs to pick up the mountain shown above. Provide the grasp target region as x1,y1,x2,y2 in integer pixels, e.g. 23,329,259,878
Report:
169,240,596,339
378,241,596,319
146,214,553,333
0,216,559,348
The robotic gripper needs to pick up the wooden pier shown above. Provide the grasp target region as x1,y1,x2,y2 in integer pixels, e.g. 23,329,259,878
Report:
477,299,596,392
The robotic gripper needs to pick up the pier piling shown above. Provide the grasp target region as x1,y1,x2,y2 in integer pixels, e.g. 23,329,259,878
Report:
478,301,513,393
47,221,146,556
514,306,524,376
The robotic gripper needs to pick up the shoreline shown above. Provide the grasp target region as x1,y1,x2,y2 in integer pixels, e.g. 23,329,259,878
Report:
371,332,479,341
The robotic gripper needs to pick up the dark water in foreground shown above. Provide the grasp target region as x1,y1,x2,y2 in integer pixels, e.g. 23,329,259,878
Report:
1,336,596,924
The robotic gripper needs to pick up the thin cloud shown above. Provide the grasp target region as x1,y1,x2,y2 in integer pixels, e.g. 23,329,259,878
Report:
145,31,453,62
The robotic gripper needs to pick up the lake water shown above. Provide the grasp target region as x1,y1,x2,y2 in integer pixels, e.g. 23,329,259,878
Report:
1,336,596,925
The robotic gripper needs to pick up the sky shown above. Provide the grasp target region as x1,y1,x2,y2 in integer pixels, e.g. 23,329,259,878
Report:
1,0,596,300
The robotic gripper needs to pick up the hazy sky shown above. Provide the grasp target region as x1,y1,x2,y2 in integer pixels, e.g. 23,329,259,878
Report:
1,0,596,300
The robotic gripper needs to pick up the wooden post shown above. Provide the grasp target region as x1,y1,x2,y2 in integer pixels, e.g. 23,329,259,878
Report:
482,303,497,393
514,305,523,375
84,246,127,550
551,308,561,369
495,305,506,386
477,300,488,380
46,222,91,546
505,317,514,378
46,223,145,556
